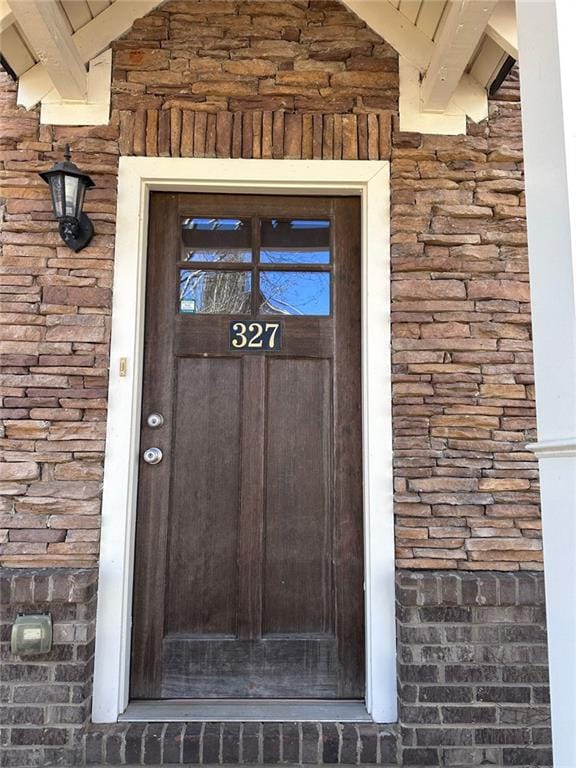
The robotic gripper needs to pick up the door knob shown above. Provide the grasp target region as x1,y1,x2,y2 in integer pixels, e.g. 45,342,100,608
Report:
143,447,163,465
147,412,164,428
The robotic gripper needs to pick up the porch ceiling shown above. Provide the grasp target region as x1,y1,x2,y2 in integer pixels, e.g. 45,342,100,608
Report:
0,0,517,132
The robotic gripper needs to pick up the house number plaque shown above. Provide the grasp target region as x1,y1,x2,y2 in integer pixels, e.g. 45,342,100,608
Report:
229,321,282,351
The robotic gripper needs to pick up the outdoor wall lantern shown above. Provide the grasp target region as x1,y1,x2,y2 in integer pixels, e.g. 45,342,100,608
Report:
39,144,95,252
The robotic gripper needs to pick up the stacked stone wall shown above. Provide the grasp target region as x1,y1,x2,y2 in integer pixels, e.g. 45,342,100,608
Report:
390,70,540,570
0,0,539,571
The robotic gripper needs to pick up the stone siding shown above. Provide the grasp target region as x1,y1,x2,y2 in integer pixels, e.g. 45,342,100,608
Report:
0,0,539,570
390,72,540,570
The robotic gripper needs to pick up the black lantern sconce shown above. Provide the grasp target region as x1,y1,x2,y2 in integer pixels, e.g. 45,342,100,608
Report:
39,144,95,252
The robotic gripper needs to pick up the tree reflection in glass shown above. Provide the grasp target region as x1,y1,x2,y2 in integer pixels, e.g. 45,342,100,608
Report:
259,272,330,315
179,217,332,316
180,270,252,314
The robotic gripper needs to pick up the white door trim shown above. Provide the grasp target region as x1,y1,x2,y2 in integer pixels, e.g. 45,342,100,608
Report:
92,157,396,724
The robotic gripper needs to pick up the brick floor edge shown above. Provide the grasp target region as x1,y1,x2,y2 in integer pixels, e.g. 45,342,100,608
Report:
0,569,552,767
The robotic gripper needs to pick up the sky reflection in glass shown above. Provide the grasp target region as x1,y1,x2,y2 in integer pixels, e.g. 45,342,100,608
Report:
259,271,330,316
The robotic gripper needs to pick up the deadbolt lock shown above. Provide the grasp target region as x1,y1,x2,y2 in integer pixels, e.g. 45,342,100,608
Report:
147,412,164,428
143,447,163,465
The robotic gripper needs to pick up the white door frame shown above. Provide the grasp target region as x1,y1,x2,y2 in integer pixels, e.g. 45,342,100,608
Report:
92,157,396,724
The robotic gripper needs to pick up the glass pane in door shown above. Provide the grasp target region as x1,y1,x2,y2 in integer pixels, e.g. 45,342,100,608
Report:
180,269,252,314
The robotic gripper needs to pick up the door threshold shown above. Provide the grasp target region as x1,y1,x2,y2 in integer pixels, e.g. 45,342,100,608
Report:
119,699,373,722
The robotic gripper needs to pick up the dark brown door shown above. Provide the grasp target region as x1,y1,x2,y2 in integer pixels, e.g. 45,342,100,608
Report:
131,193,363,699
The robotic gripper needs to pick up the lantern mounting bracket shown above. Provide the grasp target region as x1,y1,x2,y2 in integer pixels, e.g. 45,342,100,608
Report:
58,213,94,253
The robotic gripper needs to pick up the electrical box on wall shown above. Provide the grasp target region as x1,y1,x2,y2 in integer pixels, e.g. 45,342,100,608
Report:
11,614,52,656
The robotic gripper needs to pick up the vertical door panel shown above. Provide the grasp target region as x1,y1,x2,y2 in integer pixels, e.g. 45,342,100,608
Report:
165,357,242,636
263,358,332,636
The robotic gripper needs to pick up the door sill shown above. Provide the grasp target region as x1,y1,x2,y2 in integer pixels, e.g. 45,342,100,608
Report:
119,699,373,722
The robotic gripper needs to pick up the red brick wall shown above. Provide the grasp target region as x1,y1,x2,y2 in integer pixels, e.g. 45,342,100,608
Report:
0,1,539,570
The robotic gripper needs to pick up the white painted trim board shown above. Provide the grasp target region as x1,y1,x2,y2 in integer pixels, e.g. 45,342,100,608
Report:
92,158,396,725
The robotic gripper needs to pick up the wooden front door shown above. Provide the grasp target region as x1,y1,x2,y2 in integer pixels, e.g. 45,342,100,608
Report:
131,192,364,700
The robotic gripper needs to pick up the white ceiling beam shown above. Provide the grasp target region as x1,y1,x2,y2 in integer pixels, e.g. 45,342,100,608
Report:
421,0,499,113
86,0,110,16
486,0,518,59
16,0,163,109
60,0,92,32
399,0,423,25
0,0,14,34
7,0,87,100
342,0,433,71
1,25,35,76
416,0,449,41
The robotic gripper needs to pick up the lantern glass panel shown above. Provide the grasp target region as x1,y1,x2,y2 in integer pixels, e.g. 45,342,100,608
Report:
50,173,65,218
64,175,80,218
75,182,87,221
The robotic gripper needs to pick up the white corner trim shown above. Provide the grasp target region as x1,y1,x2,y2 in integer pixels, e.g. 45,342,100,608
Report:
399,59,489,136
526,438,576,458
16,65,54,111
451,74,489,125
39,49,111,126
399,57,468,135
92,158,396,725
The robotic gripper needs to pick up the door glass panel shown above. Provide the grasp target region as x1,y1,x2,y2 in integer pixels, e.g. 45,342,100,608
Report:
261,219,330,264
182,218,251,263
259,271,330,316
180,269,252,314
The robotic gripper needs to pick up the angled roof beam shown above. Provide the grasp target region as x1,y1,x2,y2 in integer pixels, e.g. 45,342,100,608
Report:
342,0,433,71
16,0,163,109
486,0,518,59
7,0,87,100
421,0,499,113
